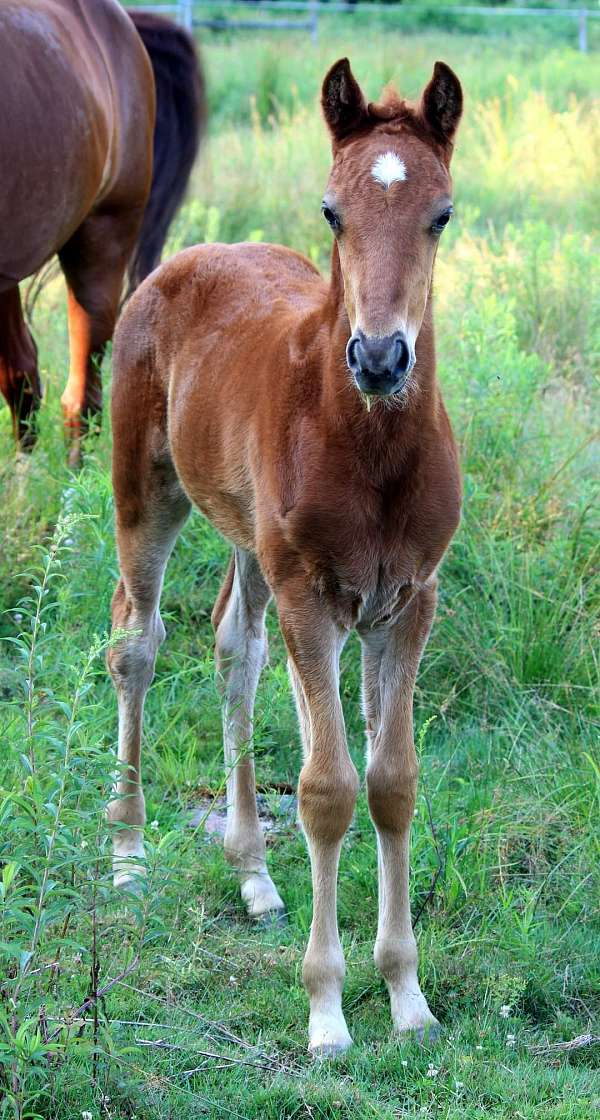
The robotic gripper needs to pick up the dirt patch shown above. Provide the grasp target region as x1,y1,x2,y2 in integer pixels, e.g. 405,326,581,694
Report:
188,791,298,840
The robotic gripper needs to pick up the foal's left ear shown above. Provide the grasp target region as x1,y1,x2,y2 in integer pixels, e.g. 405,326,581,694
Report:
420,62,463,147
322,58,368,143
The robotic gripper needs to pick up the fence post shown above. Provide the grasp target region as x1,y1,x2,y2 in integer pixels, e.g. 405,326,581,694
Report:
578,9,588,52
180,0,193,31
309,0,318,43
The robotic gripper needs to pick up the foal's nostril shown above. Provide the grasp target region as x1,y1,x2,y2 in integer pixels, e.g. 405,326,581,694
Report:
346,334,360,372
395,334,411,375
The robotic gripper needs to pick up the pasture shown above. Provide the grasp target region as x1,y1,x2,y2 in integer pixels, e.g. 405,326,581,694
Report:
0,15,598,1120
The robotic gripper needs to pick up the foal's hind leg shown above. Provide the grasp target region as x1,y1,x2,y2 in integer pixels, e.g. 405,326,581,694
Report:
360,584,439,1040
0,287,41,450
212,549,285,920
107,438,190,888
58,207,142,466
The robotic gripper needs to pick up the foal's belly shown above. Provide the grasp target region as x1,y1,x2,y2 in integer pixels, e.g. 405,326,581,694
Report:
168,395,258,552
187,484,257,553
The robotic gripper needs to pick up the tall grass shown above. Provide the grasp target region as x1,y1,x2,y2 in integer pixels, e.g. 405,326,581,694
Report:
0,21,598,1120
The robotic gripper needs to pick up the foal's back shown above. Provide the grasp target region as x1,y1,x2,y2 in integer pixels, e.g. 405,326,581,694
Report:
112,242,327,543
127,240,324,358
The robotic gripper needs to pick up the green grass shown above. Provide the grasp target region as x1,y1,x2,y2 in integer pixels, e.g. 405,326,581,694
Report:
0,18,599,1120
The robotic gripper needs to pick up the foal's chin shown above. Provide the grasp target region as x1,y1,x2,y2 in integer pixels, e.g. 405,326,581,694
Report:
356,378,416,412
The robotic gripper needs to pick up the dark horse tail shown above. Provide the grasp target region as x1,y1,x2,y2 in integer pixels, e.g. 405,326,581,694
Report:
126,11,205,293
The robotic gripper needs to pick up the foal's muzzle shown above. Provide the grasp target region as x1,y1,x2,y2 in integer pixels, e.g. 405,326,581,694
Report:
346,329,414,397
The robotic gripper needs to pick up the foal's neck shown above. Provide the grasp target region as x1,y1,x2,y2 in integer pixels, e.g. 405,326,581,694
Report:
321,245,438,464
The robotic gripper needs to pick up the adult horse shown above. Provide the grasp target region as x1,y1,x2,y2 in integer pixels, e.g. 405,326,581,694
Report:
0,0,204,463
108,58,463,1054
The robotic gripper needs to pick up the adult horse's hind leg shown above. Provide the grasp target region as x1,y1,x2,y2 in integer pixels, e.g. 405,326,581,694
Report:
212,549,285,921
360,584,440,1040
0,287,41,450
107,407,190,888
58,207,142,467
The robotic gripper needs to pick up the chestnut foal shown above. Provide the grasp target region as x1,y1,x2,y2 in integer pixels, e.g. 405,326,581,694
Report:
108,58,463,1055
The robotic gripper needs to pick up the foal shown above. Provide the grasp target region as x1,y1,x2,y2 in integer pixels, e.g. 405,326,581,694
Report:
108,58,463,1055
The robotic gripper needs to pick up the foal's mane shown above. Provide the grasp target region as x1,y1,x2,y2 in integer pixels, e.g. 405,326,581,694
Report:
370,90,446,149
350,88,453,156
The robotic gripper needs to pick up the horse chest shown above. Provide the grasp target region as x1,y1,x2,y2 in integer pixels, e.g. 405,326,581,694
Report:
279,490,423,624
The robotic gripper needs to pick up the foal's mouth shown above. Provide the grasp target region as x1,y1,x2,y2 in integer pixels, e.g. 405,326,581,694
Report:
358,383,412,412
353,369,412,399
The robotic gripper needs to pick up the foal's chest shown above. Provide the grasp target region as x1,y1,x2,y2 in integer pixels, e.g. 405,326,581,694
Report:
277,440,460,629
280,495,429,628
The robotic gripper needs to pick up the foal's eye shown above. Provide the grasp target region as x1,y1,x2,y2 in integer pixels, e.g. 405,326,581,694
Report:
322,203,342,232
431,208,453,234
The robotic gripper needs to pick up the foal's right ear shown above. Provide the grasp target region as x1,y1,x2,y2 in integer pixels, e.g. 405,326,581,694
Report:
322,58,368,143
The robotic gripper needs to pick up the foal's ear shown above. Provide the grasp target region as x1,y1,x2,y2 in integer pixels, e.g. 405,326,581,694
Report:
321,58,368,142
420,61,463,146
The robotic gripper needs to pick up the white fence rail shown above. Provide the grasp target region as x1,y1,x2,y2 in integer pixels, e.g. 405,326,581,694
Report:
134,3,599,51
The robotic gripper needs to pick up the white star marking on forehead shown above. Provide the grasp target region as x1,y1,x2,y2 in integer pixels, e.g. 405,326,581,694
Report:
371,151,407,189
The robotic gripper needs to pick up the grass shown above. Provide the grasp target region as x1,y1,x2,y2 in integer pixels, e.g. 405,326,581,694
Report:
0,17,599,1120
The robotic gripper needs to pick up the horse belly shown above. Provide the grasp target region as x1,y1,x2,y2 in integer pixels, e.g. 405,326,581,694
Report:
194,490,256,552
175,457,257,553
0,3,112,280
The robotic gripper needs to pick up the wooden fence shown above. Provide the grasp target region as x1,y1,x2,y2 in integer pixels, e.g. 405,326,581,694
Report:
135,2,599,52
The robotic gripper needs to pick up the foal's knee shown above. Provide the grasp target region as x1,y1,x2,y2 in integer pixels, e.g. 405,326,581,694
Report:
367,754,418,834
299,758,359,843
107,579,163,693
214,611,268,691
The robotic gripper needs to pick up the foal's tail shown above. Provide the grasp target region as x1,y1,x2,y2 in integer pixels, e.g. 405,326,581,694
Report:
126,10,206,294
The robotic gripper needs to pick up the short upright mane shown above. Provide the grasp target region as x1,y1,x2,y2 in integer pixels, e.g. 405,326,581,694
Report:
364,90,451,153
369,86,415,122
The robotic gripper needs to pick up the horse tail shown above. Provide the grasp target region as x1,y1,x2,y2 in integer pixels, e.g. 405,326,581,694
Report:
0,287,41,450
126,11,206,294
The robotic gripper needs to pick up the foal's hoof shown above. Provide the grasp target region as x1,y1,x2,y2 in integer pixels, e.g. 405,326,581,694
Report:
240,872,285,922
113,864,146,894
253,907,287,929
414,1021,442,1045
308,1016,353,1059
310,1040,352,1060
396,1020,441,1046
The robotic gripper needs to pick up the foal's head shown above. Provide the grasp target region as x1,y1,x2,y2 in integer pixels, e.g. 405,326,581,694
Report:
321,58,462,400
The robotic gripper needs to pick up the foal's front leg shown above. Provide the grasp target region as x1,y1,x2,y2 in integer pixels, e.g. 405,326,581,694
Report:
278,588,359,1055
360,584,440,1039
